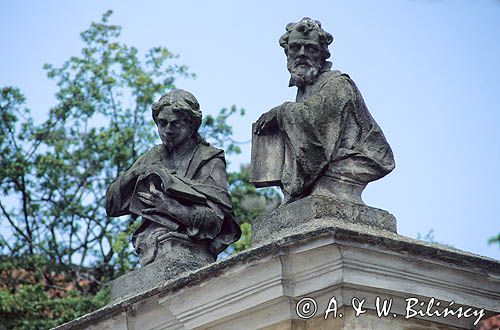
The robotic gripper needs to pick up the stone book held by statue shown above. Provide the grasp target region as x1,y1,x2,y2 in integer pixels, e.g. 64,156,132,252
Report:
129,167,208,230
249,123,285,188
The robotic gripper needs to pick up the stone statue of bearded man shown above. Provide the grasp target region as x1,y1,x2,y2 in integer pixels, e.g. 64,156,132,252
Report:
252,18,395,204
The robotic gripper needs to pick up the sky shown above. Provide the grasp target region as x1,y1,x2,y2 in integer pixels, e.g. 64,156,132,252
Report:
1,0,499,259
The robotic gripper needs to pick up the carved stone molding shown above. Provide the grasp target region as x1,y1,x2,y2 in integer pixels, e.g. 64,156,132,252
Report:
55,224,500,330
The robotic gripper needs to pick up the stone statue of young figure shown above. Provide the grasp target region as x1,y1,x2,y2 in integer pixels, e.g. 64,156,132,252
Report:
106,89,241,266
252,18,395,204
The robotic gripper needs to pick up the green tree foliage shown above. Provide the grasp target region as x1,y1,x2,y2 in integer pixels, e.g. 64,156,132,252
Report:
0,10,279,328
0,255,109,330
416,229,454,248
1,10,194,283
488,234,500,248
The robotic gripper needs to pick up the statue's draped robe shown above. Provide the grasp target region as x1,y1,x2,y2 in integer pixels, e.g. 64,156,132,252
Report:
276,69,395,199
105,143,240,255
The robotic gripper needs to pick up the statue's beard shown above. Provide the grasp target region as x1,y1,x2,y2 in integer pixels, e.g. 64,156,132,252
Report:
288,58,321,88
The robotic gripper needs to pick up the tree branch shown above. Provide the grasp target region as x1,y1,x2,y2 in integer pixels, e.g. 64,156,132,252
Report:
0,200,30,244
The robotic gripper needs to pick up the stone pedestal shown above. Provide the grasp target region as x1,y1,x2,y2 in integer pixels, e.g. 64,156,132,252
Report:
55,209,500,330
109,232,214,301
252,195,397,245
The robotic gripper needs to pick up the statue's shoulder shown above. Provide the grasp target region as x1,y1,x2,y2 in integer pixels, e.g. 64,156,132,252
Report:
318,70,355,92
143,144,165,159
150,144,166,154
324,70,352,82
186,142,227,178
196,143,225,161
133,144,165,167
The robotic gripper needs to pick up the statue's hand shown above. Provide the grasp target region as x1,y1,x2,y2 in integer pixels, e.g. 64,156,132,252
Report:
254,106,279,135
140,189,188,226
137,184,168,207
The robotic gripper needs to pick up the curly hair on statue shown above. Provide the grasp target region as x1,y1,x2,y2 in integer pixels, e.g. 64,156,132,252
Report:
279,17,334,61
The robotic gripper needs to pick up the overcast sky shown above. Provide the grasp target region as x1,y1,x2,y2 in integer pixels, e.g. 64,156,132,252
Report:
1,0,499,259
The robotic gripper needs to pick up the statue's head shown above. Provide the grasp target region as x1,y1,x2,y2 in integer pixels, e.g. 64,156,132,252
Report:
152,89,204,150
279,18,334,88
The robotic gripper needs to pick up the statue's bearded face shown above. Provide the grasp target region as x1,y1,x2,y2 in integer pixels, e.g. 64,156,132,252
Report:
156,107,194,150
286,30,323,88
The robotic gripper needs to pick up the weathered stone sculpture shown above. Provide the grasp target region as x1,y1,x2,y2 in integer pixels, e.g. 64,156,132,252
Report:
106,89,241,267
55,21,500,330
251,18,395,204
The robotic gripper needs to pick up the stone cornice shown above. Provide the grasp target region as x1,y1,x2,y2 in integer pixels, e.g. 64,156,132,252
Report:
54,223,500,329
